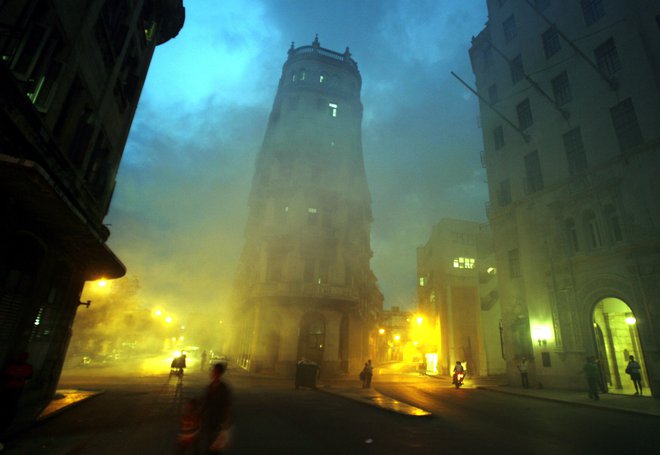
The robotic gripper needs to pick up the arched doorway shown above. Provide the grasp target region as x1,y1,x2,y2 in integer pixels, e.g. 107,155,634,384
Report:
592,297,649,395
298,313,325,365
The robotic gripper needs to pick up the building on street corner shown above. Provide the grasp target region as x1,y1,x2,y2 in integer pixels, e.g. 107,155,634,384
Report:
0,0,184,423
416,219,505,377
469,0,660,395
230,36,383,378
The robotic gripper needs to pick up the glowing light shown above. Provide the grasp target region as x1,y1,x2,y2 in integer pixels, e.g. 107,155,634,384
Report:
179,336,184,341
416,316,423,325
625,317,636,325
394,334,401,342
97,279,108,287
378,328,385,335
165,316,173,324
487,267,496,274
154,309,162,317
413,341,418,346
173,350,181,357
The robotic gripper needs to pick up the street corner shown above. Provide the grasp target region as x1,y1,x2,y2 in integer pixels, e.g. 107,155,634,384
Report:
38,389,105,421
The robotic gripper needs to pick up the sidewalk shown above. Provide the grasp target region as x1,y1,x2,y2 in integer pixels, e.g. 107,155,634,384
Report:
437,374,660,417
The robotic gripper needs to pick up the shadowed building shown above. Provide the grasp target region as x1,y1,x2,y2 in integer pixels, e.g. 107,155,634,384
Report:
231,36,383,378
469,0,660,394
0,0,184,424
416,219,504,377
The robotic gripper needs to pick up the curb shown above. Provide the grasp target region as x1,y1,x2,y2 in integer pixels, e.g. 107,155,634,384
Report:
476,386,660,417
37,390,106,422
318,386,433,418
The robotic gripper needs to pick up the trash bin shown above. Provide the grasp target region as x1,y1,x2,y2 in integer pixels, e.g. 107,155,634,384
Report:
295,363,319,389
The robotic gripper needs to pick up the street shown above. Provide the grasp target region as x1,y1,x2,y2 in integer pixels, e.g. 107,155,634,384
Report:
5,367,660,455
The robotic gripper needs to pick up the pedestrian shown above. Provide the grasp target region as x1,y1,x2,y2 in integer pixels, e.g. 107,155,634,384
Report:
176,398,201,454
625,355,643,396
0,352,33,450
583,356,600,400
518,357,529,389
364,360,373,388
201,350,208,371
200,362,233,454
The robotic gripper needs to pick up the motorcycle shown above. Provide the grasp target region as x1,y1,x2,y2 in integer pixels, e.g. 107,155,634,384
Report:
452,370,465,389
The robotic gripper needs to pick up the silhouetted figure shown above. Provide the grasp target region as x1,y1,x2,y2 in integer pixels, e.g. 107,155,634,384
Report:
176,398,201,454
0,352,33,448
626,355,643,396
518,357,529,389
363,360,373,388
201,363,233,454
583,356,600,400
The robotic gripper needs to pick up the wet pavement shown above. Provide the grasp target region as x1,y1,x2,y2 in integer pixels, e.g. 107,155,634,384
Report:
36,371,660,425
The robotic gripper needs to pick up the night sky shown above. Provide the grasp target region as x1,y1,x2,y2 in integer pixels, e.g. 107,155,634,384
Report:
104,0,490,316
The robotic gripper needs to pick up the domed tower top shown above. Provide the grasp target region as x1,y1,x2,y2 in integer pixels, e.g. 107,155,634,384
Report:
280,35,361,99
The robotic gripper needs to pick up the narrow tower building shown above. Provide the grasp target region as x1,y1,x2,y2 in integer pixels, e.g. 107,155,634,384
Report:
231,36,382,377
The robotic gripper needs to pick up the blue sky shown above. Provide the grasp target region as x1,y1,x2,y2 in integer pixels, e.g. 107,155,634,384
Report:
105,0,490,316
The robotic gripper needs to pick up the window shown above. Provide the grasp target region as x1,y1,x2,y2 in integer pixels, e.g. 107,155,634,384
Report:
308,207,318,225
328,102,338,117
419,277,425,287
610,98,643,151
319,73,325,83
517,98,533,130
453,257,475,269
603,205,623,243
594,38,621,77
542,26,560,58
566,219,579,253
524,150,544,193
494,125,505,149
503,15,517,43
563,128,588,176
292,72,296,82
488,84,498,104
508,249,521,278
510,54,524,84
299,69,306,81
551,72,572,105
584,211,602,249
499,179,512,206
582,0,605,26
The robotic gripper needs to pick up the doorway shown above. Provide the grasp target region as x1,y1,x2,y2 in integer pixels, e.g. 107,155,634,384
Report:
592,298,649,395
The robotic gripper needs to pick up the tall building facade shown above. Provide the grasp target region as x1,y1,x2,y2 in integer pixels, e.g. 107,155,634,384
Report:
469,0,660,394
0,0,184,422
231,37,382,378
416,219,504,376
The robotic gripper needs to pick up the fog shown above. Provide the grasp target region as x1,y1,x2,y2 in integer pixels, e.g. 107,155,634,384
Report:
70,0,489,363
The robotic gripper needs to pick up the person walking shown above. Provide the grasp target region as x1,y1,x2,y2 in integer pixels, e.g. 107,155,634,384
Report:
518,357,529,389
583,356,600,400
364,360,373,388
200,363,233,454
626,355,643,396
201,350,208,371
0,352,33,451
